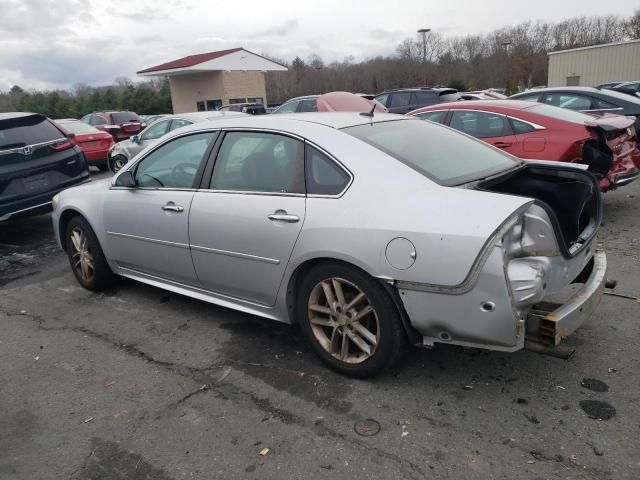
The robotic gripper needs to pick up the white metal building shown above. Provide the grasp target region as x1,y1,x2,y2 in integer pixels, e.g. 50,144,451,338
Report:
547,39,640,87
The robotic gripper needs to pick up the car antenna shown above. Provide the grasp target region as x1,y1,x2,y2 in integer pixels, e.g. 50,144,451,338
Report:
360,103,376,117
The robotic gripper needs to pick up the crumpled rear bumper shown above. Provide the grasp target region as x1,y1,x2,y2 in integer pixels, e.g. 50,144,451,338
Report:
525,249,606,346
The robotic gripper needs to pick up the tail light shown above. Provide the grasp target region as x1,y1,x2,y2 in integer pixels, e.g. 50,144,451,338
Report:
49,140,73,152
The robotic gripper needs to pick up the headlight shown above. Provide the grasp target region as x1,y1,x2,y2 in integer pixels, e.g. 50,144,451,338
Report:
52,193,60,211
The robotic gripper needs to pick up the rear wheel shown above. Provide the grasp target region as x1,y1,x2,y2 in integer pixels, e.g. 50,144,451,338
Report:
66,216,115,291
110,155,128,173
297,262,406,377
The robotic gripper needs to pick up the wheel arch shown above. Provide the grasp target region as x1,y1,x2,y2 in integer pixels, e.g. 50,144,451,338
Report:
284,256,422,345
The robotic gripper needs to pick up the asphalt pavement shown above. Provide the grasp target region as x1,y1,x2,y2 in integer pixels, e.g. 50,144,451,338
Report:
1,171,639,479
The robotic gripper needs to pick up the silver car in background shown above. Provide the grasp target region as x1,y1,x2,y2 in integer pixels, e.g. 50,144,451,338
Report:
52,113,606,377
107,111,246,172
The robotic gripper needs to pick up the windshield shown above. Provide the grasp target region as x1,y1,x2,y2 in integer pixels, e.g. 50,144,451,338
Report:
342,119,519,186
58,121,100,135
524,104,595,123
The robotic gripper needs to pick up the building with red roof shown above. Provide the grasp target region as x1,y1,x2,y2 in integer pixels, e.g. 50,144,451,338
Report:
137,47,287,113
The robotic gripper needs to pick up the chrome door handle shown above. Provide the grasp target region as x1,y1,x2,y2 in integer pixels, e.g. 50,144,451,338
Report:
268,213,299,223
162,203,184,212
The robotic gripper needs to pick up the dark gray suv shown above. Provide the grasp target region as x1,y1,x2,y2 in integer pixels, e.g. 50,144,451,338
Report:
374,88,461,114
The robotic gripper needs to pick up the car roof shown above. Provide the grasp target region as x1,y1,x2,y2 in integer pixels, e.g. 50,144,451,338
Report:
283,95,319,102
175,112,413,133
514,86,601,95
0,112,43,121
378,87,457,94
414,100,535,112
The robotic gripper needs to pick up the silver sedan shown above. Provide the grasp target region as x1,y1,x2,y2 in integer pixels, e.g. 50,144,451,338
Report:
52,113,606,377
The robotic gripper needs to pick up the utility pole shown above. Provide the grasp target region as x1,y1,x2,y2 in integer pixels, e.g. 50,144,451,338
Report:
418,28,431,86
501,41,512,93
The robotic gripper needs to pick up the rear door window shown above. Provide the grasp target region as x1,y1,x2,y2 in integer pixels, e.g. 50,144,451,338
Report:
299,99,318,112
390,92,412,108
0,115,64,150
449,110,510,138
211,132,305,193
413,91,436,106
542,93,592,111
415,111,446,123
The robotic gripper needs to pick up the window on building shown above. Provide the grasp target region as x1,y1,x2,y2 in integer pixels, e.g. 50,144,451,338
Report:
247,97,264,104
196,101,205,112
206,99,222,111
229,98,247,104
566,76,580,86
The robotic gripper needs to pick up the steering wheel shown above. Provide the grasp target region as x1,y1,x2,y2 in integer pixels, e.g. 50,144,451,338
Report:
171,163,199,187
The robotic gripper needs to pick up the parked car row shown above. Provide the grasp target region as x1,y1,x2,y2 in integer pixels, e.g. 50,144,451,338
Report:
410,100,640,191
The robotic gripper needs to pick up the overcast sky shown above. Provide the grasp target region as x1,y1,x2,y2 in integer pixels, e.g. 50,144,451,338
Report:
0,0,637,91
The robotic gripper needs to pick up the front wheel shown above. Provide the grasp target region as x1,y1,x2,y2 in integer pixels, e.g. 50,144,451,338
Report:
66,216,115,291
110,155,128,173
297,262,406,377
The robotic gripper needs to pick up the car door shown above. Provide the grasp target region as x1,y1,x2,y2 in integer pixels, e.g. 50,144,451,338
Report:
449,110,517,152
507,117,548,158
189,130,306,305
103,131,217,284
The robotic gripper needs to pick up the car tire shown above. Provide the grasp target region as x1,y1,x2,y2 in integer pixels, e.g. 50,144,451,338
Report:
296,262,406,378
110,155,128,173
66,216,116,291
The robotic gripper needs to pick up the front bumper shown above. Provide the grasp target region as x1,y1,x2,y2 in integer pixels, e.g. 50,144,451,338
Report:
525,249,607,346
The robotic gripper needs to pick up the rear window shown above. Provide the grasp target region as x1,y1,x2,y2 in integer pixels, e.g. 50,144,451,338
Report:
524,104,595,124
111,112,143,124
58,121,100,135
0,115,64,150
342,119,519,186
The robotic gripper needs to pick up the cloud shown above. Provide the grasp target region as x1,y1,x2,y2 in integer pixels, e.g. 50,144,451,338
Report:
247,19,299,38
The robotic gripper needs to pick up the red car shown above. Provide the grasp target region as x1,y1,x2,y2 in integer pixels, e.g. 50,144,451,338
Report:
55,119,114,170
409,100,640,191
80,111,145,142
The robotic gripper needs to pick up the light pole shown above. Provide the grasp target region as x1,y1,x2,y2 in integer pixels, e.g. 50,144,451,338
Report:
418,28,431,86
501,41,512,93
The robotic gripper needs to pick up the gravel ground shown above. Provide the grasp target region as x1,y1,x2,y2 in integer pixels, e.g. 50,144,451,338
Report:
1,173,639,480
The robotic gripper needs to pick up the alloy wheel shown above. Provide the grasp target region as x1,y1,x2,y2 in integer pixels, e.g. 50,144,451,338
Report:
307,277,379,364
113,156,126,173
69,227,95,283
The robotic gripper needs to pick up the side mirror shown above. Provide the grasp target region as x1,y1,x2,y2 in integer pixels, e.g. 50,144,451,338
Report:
130,134,140,143
114,171,135,188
